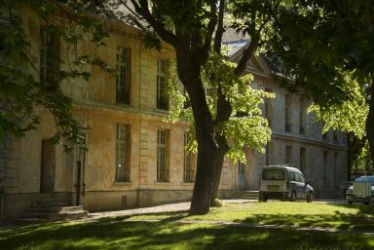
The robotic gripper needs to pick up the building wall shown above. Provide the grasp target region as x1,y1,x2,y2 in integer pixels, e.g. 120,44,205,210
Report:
240,70,348,197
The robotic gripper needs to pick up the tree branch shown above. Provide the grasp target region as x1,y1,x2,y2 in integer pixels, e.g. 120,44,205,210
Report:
234,31,260,76
213,0,225,53
125,0,178,46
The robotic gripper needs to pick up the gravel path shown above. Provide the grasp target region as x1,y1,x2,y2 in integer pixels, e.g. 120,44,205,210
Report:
86,199,250,220
85,199,345,220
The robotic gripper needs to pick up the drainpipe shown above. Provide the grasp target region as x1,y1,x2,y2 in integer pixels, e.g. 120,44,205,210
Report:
137,38,143,208
76,160,82,205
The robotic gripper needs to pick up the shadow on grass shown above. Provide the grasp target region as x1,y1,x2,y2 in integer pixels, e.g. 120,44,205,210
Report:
1,204,374,249
1,212,374,250
92,211,189,225
236,203,374,232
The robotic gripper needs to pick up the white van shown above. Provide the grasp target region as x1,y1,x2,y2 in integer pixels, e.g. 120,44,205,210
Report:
258,165,314,202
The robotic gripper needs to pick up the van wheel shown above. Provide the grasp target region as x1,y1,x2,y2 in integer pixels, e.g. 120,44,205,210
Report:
290,191,296,201
306,192,313,203
259,192,267,202
281,193,287,201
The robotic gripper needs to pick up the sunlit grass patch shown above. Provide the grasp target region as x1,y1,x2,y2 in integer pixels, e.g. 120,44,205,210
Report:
1,201,374,249
185,201,374,231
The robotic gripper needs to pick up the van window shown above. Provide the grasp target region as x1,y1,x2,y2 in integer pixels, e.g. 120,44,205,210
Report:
263,168,285,180
295,172,305,183
289,171,296,181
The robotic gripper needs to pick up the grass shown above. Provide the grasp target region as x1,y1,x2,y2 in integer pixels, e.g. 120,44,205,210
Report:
1,201,374,249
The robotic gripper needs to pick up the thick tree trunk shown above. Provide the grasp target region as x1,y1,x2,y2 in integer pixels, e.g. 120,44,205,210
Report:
174,47,217,215
189,137,216,215
366,84,374,166
187,89,217,215
210,147,226,205
210,86,232,203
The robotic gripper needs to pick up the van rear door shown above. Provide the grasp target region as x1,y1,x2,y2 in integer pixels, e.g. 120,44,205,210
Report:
260,167,288,192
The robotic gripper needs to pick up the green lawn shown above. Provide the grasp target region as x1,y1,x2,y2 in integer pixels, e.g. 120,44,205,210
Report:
1,201,374,250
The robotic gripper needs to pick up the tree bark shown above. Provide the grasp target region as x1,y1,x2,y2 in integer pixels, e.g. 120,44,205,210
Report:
189,135,216,215
210,145,227,204
174,44,218,215
366,83,374,167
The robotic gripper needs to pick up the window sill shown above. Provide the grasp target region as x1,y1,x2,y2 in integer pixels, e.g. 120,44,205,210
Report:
113,181,132,186
154,181,171,186
116,102,132,108
154,108,170,113
181,182,194,186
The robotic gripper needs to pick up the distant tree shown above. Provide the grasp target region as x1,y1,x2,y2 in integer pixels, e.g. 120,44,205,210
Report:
0,0,111,149
265,0,374,168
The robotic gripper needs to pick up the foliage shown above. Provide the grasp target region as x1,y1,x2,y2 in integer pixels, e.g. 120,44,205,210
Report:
168,52,274,163
307,75,368,139
264,0,374,167
0,0,111,149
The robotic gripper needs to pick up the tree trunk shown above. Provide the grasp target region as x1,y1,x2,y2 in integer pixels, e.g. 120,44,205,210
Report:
174,46,217,215
366,83,374,166
189,137,216,215
187,89,217,215
210,146,226,205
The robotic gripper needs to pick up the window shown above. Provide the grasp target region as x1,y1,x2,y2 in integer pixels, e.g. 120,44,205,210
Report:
285,94,292,132
300,147,306,173
157,130,169,181
265,143,271,165
333,131,338,142
116,47,131,104
264,88,272,127
262,168,285,180
322,122,328,140
156,59,169,110
295,172,305,183
115,124,131,182
323,151,329,188
40,29,60,92
183,133,194,182
289,171,296,181
286,145,292,165
333,153,338,188
299,97,306,134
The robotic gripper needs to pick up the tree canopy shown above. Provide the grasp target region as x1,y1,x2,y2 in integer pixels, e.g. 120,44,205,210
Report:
106,0,281,214
265,0,374,168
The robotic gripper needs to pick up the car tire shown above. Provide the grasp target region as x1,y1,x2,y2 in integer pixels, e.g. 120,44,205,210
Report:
306,192,313,203
259,192,267,202
347,200,353,205
281,193,288,201
364,202,370,205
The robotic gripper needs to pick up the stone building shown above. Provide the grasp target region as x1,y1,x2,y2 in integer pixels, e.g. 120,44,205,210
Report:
226,39,349,198
0,5,348,219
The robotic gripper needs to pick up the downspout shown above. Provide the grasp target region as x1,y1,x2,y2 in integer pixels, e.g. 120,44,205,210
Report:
137,38,143,207
0,138,7,220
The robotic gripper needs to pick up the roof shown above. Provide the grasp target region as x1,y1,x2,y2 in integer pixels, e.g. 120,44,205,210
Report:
263,165,301,171
222,39,250,57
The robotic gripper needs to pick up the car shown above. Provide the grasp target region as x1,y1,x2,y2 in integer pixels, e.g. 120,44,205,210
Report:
340,175,362,197
345,175,374,205
258,165,314,202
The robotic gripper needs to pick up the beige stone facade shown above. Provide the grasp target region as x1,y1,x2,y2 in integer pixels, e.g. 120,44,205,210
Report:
0,7,348,219
228,41,348,198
